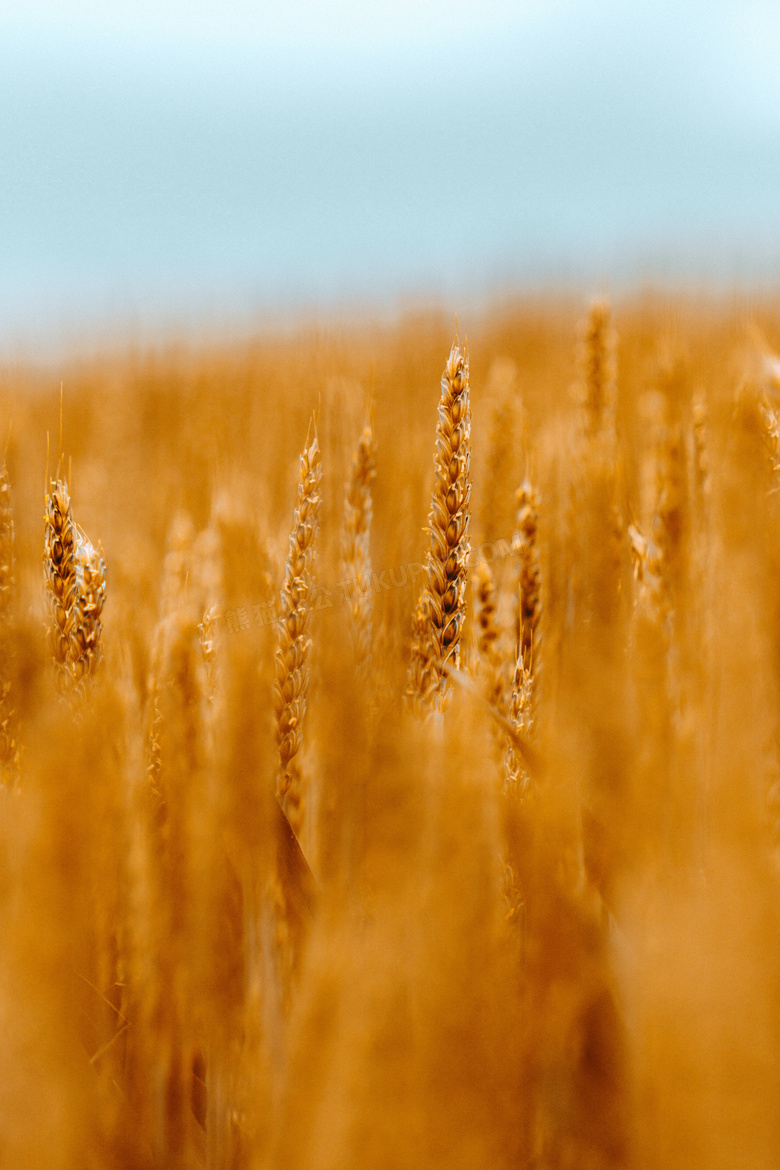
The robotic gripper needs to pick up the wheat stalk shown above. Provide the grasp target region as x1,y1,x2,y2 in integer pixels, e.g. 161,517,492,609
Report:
274,420,322,835
408,337,471,713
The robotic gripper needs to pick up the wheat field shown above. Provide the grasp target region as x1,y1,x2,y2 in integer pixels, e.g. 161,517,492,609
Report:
0,293,779,1168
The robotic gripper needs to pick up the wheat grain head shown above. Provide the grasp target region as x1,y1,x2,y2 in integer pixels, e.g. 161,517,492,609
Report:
408,337,472,713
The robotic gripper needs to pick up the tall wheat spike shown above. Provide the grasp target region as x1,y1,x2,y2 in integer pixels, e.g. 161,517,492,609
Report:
341,415,376,670
44,479,78,692
571,298,624,635
71,530,107,697
274,420,322,836
408,337,472,713
644,359,690,639
577,298,617,440
506,481,541,792
514,480,542,668
44,475,106,700
408,591,435,710
473,558,506,717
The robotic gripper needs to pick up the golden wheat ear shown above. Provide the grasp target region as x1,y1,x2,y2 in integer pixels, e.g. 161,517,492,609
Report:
504,480,541,793
514,480,541,667
341,413,376,670
274,419,322,837
44,475,106,701
473,558,505,713
408,336,472,714
44,478,77,692
576,297,617,440
71,528,107,694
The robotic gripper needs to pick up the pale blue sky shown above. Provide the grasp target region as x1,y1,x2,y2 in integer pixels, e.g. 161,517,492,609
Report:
2,1,779,346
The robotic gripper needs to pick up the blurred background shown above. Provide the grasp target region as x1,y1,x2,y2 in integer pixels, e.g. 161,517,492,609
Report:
1,0,779,352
